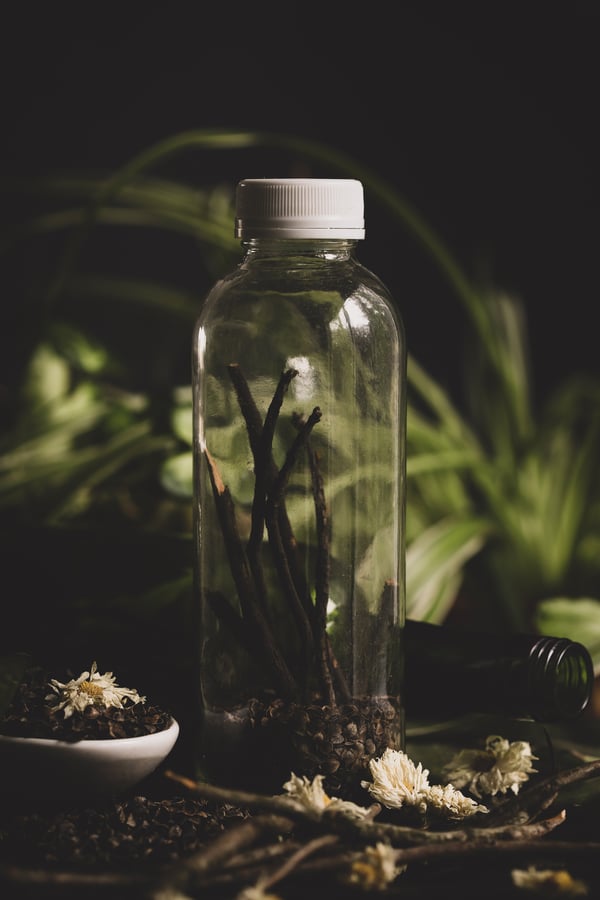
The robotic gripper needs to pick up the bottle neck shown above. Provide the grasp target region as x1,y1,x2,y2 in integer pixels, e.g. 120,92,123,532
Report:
528,636,594,722
241,238,358,262
404,619,594,723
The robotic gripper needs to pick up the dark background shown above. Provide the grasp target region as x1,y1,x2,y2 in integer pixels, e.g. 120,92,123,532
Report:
2,1,599,405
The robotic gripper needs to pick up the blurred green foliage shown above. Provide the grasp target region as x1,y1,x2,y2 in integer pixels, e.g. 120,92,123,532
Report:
1,130,599,742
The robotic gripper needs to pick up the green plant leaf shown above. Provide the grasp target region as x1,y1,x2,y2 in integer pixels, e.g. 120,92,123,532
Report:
161,451,193,499
406,516,492,622
2,126,600,664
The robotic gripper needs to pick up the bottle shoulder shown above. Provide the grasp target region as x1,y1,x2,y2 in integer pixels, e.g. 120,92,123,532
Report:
200,257,398,315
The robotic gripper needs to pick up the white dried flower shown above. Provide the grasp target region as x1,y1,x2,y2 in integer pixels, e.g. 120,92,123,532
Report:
281,773,371,819
348,842,406,891
152,889,195,900
424,783,488,820
443,734,538,798
361,748,488,820
237,886,282,900
46,661,145,719
282,772,331,811
511,865,588,895
361,748,431,814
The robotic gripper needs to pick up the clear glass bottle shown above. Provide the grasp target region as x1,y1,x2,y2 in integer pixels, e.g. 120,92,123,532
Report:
192,178,406,799
404,618,594,723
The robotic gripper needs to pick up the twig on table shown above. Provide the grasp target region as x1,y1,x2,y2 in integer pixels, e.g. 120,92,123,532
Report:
165,769,325,825
184,815,295,877
320,804,567,847
391,833,600,866
164,769,567,847
484,756,600,826
255,833,341,894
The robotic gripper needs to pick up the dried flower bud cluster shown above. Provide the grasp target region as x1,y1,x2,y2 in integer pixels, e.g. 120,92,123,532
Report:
348,842,406,891
281,772,372,819
442,734,538,798
511,865,589,895
361,748,489,820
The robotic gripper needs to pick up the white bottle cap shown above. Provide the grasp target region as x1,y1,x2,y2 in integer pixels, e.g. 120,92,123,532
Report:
235,178,365,240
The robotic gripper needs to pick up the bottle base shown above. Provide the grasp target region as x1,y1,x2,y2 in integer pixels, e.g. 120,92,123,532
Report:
198,695,404,801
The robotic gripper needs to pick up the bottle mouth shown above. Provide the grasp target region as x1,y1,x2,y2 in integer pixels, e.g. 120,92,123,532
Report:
529,637,594,721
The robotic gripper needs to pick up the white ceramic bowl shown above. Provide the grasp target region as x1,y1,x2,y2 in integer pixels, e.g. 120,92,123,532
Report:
0,717,179,800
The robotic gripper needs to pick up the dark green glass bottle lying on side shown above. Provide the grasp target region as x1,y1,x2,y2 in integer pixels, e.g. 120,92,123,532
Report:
404,618,595,723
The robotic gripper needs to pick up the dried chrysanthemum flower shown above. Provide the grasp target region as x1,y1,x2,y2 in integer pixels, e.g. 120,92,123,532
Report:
443,734,538,798
361,748,488,820
424,783,488,820
281,773,371,819
282,772,331,811
46,661,145,719
348,842,406,891
237,886,282,900
511,865,588,895
360,748,431,814
153,890,200,900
